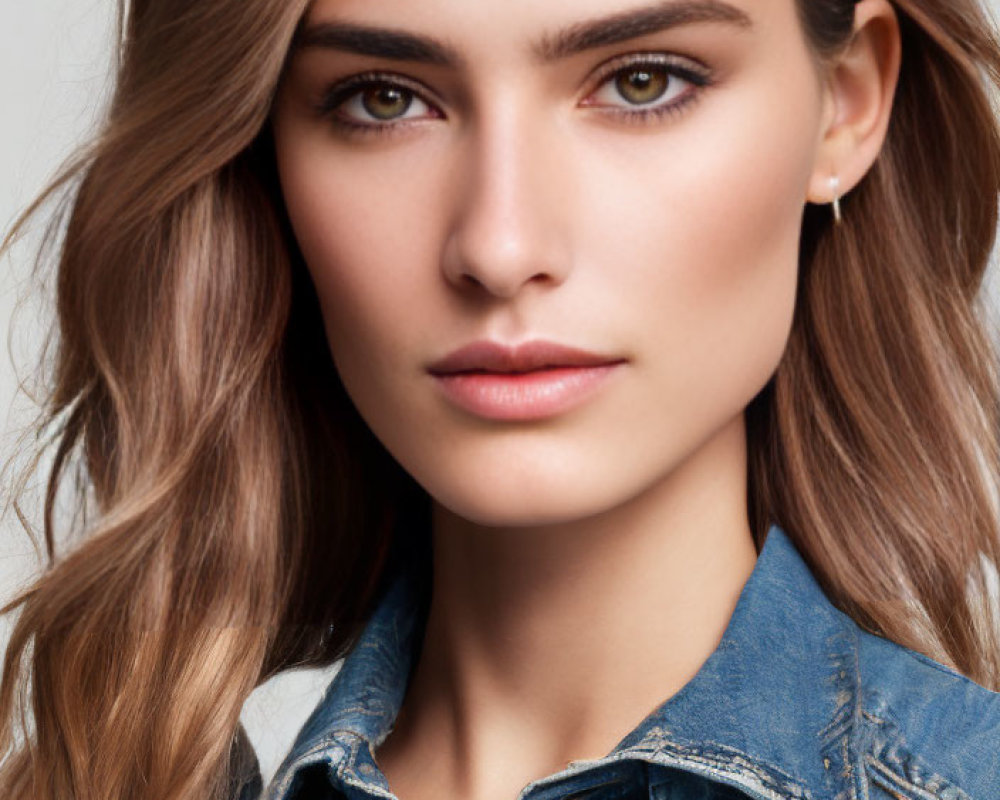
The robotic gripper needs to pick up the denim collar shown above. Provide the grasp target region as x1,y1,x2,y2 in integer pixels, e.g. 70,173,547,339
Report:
267,524,860,800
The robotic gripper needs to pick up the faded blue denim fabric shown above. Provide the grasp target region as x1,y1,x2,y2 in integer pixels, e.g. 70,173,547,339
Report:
264,525,1000,800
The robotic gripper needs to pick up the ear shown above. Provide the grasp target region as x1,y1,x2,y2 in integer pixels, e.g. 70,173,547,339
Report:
807,0,902,206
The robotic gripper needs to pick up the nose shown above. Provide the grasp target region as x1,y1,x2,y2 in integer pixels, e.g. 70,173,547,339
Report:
440,103,573,300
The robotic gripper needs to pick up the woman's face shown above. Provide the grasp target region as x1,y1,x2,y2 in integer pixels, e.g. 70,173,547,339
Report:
271,0,831,526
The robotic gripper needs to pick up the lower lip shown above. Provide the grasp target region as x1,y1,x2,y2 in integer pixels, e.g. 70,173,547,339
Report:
431,364,623,421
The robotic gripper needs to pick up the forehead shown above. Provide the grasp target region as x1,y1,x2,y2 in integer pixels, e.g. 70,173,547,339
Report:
294,0,790,66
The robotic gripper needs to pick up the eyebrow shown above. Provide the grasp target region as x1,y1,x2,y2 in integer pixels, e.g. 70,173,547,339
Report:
292,0,753,67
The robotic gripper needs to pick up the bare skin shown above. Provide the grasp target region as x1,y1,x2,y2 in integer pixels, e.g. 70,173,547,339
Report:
379,418,757,800
270,0,901,798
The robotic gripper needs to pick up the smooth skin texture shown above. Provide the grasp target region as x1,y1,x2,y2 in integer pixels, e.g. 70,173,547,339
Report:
271,0,901,798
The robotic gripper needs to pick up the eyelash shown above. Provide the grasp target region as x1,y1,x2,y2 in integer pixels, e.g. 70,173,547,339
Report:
315,53,715,139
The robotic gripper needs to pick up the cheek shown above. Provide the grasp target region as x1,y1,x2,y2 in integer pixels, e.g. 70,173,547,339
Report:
275,145,448,383
577,76,818,406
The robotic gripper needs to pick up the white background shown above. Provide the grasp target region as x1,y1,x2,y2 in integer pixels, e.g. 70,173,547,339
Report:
4,0,1000,787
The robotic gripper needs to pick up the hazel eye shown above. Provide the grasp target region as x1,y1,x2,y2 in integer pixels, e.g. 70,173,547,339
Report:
338,82,434,123
589,64,692,110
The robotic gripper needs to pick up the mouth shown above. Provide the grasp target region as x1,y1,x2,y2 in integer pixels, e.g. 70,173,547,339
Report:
428,340,625,375
428,340,626,421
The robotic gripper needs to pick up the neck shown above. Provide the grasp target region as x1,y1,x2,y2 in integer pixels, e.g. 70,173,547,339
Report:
376,415,758,800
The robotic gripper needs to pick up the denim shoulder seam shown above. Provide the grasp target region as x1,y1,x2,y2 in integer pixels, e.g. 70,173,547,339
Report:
816,621,866,800
859,702,972,800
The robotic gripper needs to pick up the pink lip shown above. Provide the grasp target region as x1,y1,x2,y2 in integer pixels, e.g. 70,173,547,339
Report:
428,340,626,421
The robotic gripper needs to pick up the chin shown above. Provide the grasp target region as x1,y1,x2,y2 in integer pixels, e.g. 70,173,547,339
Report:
435,499,590,529
416,464,635,530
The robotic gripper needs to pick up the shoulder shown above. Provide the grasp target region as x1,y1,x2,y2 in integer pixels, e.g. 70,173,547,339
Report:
853,626,1000,798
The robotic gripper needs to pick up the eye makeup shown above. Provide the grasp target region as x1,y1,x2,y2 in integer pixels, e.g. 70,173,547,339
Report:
312,51,716,140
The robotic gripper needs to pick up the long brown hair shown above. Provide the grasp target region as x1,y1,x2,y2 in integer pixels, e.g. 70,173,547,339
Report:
1,0,999,797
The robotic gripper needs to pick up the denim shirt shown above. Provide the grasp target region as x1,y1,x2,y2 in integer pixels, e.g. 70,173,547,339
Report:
263,524,1000,800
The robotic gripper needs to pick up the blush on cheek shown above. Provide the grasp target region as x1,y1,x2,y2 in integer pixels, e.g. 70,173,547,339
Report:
636,104,809,406
285,188,403,328
668,86,813,311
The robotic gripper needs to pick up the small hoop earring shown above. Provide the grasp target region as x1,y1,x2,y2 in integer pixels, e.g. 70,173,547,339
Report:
829,175,843,225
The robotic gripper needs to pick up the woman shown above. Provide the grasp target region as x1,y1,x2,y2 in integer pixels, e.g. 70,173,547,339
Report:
1,0,999,797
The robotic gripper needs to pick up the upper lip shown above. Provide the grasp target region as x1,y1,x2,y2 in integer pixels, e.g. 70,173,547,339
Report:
428,340,625,375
